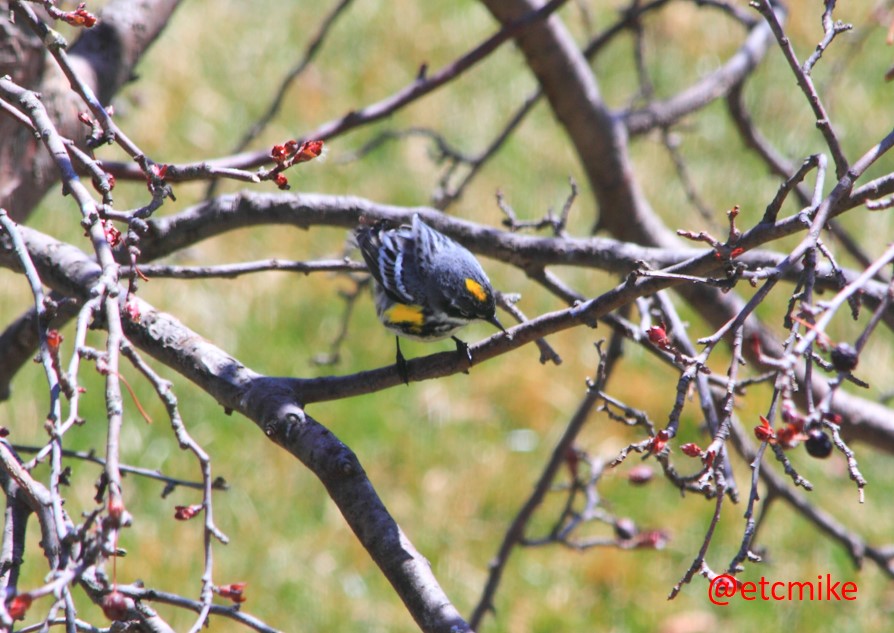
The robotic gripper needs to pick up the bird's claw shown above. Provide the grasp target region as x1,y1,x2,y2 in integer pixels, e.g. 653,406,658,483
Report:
452,336,472,374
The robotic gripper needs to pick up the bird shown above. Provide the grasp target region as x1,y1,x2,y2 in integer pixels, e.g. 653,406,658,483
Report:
355,214,505,383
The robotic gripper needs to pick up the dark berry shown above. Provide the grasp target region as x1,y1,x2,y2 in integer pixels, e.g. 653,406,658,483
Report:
830,343,859,372
805,430,833,458
614,517,637,541
101,591,129,621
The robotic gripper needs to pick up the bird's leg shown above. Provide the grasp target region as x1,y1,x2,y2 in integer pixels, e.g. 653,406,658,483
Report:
395,336,410,385
452,336,473,371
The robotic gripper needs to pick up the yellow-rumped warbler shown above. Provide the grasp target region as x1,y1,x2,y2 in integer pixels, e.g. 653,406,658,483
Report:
356,214,505,382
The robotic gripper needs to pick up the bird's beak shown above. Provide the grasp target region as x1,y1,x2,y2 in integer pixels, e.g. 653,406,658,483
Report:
487,314,507,334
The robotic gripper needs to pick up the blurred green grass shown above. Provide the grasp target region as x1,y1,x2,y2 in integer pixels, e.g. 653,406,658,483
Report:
3,0,894,630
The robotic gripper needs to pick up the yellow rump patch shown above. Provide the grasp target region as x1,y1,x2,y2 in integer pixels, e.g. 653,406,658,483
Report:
385,303,425,326
465,278,487,303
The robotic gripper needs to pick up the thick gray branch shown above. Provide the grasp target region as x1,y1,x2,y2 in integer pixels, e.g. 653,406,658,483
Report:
479,0,675,244
0,226,472,633
0,0,182,220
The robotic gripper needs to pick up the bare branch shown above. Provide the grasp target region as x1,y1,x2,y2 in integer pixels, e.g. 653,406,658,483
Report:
752,0,849,178
98,0,571,183
469,345,608,630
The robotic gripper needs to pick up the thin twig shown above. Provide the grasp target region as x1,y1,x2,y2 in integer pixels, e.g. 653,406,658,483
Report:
469,345,609,630
126,258,365,280
752,0,849,178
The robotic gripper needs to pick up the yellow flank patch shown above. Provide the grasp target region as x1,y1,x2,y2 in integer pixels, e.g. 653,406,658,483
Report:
465,278,487,302
385,303,425,326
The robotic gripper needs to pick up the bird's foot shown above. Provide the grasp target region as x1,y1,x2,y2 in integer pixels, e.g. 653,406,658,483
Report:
395,337,410,385
452,336,472,374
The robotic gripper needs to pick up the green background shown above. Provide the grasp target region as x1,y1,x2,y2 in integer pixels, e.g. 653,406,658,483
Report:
2,1,893,631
